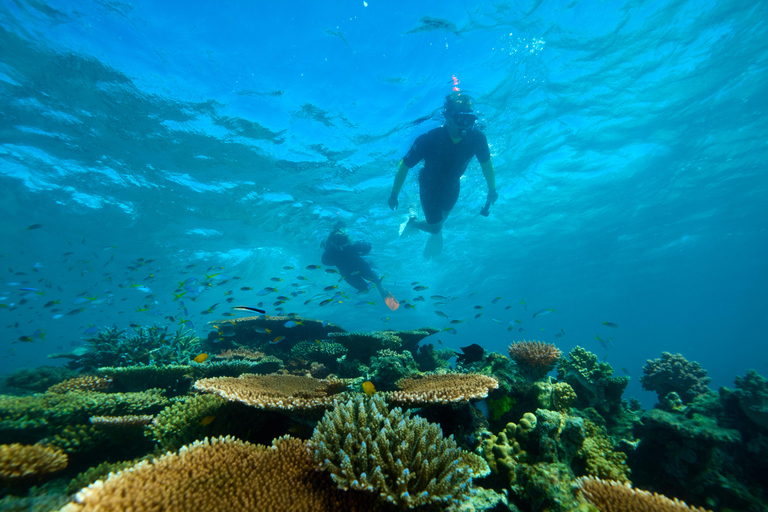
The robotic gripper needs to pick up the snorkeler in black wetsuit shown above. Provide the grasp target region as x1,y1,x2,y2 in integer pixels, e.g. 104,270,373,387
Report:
321,224,399,311
388,92,498,258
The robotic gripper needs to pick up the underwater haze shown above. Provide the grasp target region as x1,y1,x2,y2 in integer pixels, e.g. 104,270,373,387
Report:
1,0,766,406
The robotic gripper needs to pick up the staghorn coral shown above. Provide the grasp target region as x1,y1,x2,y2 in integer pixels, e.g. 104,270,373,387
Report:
640,352,711,404
387,373,499,406
60,435,388,512
508,341,561,380
310,395,489,509
577,477,712,512
0,443,68,483
148,394,227,452
66,459,142,495
48,376,113,394
193,373,347,411
71,326,201,370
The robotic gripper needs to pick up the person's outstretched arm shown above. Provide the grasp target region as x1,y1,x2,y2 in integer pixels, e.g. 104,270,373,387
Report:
388,160,411,209
481,159,498,204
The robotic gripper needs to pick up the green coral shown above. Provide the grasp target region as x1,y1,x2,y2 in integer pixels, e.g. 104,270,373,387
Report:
66,458,143,494
42,424,111,454
556,346,629,422
478,414,537,485
328,331,402,364
148,394,226,452
71,326,202,370
369,349,418,388
291,340,347,366
487,395,516,422
413,343,455,372
310,394,489,509
575,419,630,483
733,369,768,429
0,390,168,444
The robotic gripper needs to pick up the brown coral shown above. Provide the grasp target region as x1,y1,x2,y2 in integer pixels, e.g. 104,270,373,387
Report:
577,477,712,512
48,376,113,394
213,348,266,360
0,443,68,483
387,373,499,405
552,381,577,412
193,373,347,410
89,415,154,428
60,435,388,512
508,341,561,379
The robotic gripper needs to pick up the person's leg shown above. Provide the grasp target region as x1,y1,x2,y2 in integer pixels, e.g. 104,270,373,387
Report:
423,209,450,258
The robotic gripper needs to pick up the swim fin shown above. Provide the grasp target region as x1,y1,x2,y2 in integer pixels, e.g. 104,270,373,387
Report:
423,231,443,259
377,282,400,311
399,216,419,238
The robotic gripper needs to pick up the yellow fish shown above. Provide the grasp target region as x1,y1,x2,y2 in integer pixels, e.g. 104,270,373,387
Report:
199,415,215,426
362,381,376,396
193,353,208,364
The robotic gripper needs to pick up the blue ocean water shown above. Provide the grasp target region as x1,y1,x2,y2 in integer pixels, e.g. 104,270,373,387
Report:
0,0,766,407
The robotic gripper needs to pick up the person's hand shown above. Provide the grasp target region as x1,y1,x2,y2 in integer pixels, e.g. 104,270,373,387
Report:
388,193,399,210
487,189,499,205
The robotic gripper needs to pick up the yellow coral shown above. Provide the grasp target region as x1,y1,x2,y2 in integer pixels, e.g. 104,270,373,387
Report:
577,477,712,511
60,435,384,512
552,382,577,412
578,421,630,483
0,444,68,483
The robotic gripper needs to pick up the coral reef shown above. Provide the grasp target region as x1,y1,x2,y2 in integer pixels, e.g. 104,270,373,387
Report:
3,366,78,393
67,326,201,370
387,373,499,406
148,394,227,452
577,419,631,483
48,376,113,394
508,340,561,380
60,435,389,512
577,477,712,511
0,444,68,483
477,413,538,484
193,374,348,411
556,346,629,423
291,340,347,367
205,315,345,349
0,389,169,445
414,343,460,372
731,369,768,429
310,395,489,509
640,352,711,404
328,330,402,364
89,415,154,429
369,348,419,388
213,347,265,360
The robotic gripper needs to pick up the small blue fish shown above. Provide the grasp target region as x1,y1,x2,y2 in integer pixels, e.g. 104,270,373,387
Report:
602,321,619,328
532,308,554,318
434,311,449,318
284,320,302,328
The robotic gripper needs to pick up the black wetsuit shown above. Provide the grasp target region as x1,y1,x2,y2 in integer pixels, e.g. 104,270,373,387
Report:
403,126,491,224
321,241,379,292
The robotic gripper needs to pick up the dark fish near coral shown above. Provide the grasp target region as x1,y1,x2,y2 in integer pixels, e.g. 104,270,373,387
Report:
26,224,43,230
232,306,266,314
456,343,484,364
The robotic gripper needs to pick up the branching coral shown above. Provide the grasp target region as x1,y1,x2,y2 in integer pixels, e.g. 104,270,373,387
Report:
291,340,348,367
369,349,418,387
556,346,629,420
48,376,113,394
310,395,489,509
193,374,347,411
328,331,402,363
640,352,711,404
577,477,712,512
90,415,154,429
387,373,499,406
508,341,561,380
60,435,387,512
0,443,68,483
147,394,226,452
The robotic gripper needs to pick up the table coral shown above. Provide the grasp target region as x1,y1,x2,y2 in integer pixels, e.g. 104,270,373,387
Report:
310,395,489,509
577,477,713,512
640,352,711,404
60,435,389,512
147,394,226,452
193,373,347,411
387,373,499,406
48,376,113,394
